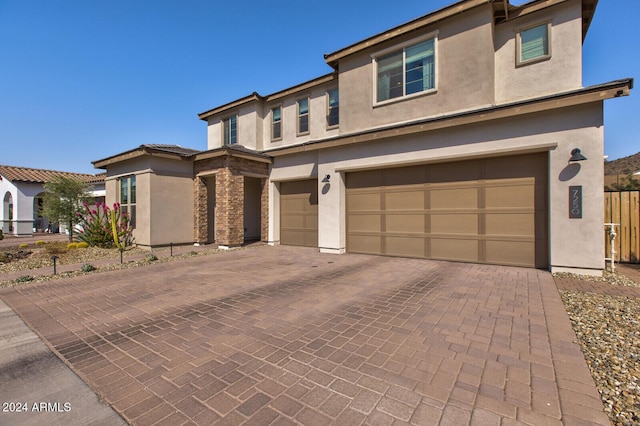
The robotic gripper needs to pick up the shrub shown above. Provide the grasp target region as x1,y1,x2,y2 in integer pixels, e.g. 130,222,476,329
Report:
0,229,3,240
77,202,134,248
19,243,29,249
45,242,67,255
81,263,96,272
76,242,89,249
36,240,45,246
145,253,158,262
67,243,78,249
15,275,34,283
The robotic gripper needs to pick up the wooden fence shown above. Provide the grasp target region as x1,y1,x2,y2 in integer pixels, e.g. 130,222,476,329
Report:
604,191,640,263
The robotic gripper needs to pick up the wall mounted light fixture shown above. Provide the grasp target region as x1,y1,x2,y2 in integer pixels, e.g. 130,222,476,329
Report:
569,148,587,162
322,174,331,183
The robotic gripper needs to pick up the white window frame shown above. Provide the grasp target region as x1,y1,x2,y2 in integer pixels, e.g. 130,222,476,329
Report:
297,97,310,136
372,32,438,106
222,114,238,145
516,21,552,67
326,88,339,129
271,105,282,141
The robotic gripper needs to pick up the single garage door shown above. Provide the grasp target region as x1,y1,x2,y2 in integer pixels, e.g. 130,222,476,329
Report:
346,153,548,268
280,180,318,247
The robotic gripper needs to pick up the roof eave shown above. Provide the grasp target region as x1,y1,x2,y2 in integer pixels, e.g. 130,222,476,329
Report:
266,78,633,157
198,92,263,121
324,0,487,67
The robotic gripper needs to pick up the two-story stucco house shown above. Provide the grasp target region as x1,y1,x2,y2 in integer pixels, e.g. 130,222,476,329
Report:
94,0,632,275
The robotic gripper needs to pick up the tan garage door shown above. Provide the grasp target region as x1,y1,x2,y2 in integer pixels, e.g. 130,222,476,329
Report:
346,153,548,268
280,180,318,247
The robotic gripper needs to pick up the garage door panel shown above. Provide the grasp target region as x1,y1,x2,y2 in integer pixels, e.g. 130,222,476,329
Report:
430,187,478,209
385,236,426,258
485,212,535,236
347,192,382,211
485,240,535,266
280,180,318,247
431,238,479,262
348,235,382,254
346,153,548,268
485,180,535,208
431,214,478,234
385,190,425,210
386,214,425,233
348,214,381,232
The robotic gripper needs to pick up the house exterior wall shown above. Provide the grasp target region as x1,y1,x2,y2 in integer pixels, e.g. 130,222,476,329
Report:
206,103,262,151
494,0,583,103
104,156,194,247
337,5,495,135
270,101,605,272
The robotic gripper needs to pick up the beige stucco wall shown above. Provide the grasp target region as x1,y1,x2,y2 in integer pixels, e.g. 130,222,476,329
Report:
103,156,194,247
270,101,605,272
494,0,583,103
337,5,495,135
207,102,261,151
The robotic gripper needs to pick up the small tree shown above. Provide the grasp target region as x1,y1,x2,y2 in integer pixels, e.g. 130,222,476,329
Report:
41,176,94,242
607,173,640,191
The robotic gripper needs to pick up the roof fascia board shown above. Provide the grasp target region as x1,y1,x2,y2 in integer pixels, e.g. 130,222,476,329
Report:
265,73,337,102
267,79,632,157
194,147,272,164
93,146,192,169
324,0,487,66
198,92,263,121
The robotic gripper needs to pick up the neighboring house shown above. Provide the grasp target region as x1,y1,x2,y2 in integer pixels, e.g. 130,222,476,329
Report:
0,165,105,236
93,0,633,275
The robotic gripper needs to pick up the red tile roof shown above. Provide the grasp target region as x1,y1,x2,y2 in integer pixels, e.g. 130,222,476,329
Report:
0,165,105,184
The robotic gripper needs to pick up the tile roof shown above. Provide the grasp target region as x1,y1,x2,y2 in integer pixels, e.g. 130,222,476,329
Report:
141,144,201,157
0,165,105,184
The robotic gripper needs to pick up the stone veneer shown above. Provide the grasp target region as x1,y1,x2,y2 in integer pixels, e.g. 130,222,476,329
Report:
194,154,270,246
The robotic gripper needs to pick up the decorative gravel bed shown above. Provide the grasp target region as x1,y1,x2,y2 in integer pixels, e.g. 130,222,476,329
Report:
557,271,640,426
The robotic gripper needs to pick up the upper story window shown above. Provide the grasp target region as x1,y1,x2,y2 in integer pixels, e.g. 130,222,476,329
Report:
297,98,309,135
327,89,339,128
374,36,436,103
119,175,136,229
223,114,237,145
517,22,551,66
271,106,282,141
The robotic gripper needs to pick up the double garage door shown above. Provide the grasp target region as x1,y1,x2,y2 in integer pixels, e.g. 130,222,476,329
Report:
346,153,548,268
280,153,548,268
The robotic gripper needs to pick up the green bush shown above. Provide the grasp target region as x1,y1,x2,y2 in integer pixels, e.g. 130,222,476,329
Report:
81,263,96,272
76,242,89,249
67,242,78,249
19,243,28,249
145,253,158,262
36,240,45,246
15,275,34,283
0,229,3,240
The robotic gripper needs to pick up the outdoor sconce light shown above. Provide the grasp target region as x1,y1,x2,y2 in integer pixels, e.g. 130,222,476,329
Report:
322,174,331,183
569,148,587,162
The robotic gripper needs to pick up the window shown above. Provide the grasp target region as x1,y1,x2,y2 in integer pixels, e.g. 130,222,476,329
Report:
375,37,436,103
119,175,136,229
223,114,237,145
327,89,339,127
297,98,309,135
271,106,282,140
517,23,551,65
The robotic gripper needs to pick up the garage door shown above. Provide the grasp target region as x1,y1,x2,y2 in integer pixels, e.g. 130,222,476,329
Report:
280,180,318,247
346,153,548,268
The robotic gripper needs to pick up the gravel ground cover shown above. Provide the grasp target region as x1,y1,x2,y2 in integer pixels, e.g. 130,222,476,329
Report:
556,271,640,426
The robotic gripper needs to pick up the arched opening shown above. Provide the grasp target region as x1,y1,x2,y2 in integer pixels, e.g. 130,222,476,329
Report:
3,191,13,234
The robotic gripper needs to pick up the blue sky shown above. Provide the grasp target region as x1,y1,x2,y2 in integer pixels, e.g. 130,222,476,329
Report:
0,0,637,174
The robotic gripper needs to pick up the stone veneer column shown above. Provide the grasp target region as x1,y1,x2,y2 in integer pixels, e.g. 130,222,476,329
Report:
193,176,208,244
260,177,269,241
215,168,245,246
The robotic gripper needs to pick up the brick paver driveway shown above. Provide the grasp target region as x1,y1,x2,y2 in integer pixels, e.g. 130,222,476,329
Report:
0,246,608,425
